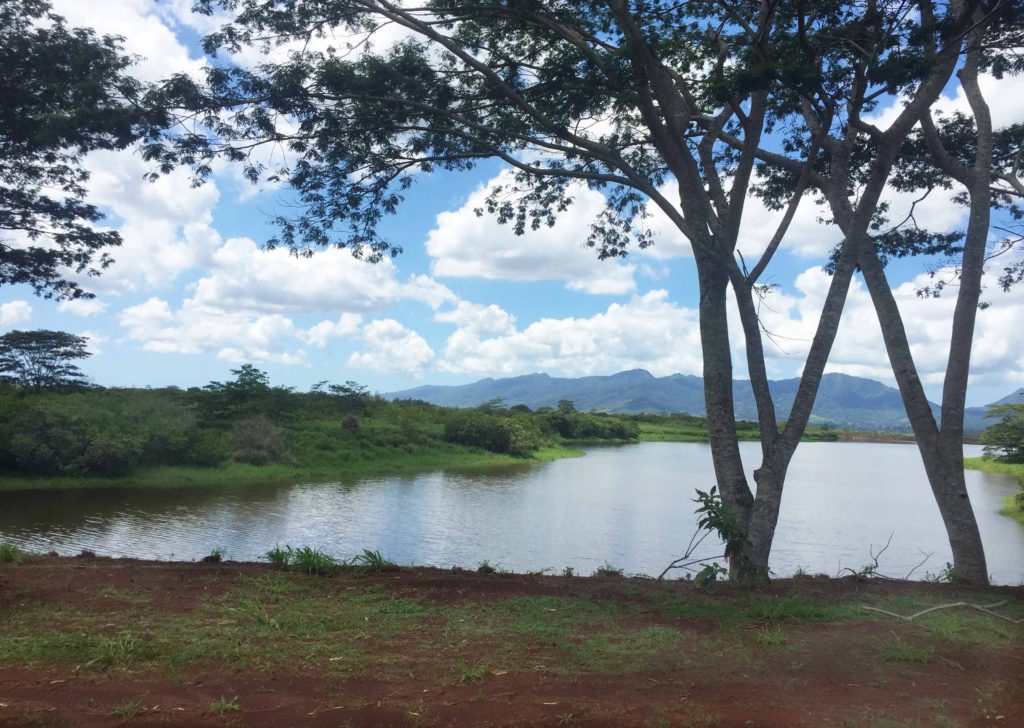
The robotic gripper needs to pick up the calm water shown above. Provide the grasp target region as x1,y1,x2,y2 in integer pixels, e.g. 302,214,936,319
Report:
2,442,1022,584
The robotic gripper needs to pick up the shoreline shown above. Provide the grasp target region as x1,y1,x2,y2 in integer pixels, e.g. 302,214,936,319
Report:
0,435,985,492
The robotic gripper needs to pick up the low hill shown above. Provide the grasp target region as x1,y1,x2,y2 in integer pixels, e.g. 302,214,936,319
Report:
389,370,1015,434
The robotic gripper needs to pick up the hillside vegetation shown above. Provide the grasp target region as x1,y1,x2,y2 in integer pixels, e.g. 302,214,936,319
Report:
0,367,647,489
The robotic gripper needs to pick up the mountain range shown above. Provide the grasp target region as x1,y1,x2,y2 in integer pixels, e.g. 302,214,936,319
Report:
388,371,1022,434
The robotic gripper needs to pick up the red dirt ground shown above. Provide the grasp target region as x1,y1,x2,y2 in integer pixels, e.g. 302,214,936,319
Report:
1,557,1022,727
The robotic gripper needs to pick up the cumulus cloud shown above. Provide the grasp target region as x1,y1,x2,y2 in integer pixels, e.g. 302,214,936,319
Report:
299,313,363,348
0,301,32,328
114,235,456,364
639,176,968,263
349,319,435,374
58,298,108,317
51,0,205,82
119,296,305,364
426,170,637,295
741,266,1024,389
436,291,703,377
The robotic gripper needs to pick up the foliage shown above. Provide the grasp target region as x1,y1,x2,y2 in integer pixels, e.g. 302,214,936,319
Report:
0,387,224,476
592,562,624,578
289,547,338,576
982,404,1024,463
443,409,541,456
352,548,398,573
541,410,639,441
0,542,22,564
0,330,90,390
230,415,289,465
0,0,163,299
693,486,755,582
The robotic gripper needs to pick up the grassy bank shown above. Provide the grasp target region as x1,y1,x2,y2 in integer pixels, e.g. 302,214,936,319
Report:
964,457,1024,526
0,371,619,491
0,556,1020,726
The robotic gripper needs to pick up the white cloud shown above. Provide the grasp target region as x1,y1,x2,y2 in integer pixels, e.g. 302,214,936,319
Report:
50,0,205,82
119,296,305,364
349,319,435,374
435,301,517,337
75,148,222,294
58,298,108,317
426,170,637,295
79,330,109,356
436,291,703,377
870,72,1024,132
113,237,455,364
640,177,968,263
299,313,363,348
743,265,1024,389
0,301,32,327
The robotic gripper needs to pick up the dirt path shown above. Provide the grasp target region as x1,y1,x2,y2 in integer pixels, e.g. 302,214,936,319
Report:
1,557,1021,726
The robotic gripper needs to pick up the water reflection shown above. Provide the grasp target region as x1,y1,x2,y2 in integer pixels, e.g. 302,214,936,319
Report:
2,442,1021,584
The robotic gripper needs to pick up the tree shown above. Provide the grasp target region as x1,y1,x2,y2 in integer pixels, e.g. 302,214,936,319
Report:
981,404,1024,463
0,0,162,299
0,329,91,389
795,5,1024,583
151,1,990,581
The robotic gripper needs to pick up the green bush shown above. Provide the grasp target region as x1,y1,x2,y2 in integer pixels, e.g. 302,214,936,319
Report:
443,410,540,456
231,416,289,465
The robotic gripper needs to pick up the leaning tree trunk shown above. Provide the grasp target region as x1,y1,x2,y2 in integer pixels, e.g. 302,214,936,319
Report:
858,250,989,583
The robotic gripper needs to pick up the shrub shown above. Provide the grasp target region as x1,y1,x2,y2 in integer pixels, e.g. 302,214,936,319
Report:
231,416,289,465
443,410,540,456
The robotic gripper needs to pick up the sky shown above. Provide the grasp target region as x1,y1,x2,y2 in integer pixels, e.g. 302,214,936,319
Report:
2,0,1023,407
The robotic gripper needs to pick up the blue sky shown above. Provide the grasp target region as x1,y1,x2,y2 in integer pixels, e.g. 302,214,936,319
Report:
2,0,1023,407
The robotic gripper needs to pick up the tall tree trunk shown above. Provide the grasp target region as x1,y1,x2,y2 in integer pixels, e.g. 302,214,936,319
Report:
696,257,757,577
857,250,989,583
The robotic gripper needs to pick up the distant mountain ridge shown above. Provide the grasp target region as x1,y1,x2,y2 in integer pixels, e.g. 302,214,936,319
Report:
387,370,1016,434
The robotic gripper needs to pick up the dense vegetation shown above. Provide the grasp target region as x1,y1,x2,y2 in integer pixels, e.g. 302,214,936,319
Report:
0,365,853,489
0,366,644,485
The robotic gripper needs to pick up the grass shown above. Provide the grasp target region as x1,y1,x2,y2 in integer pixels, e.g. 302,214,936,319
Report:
0,561,1020,727
203,696,240,716
964,457,1024,526
110,700,146,720
0,542,23,564
878,635,936,663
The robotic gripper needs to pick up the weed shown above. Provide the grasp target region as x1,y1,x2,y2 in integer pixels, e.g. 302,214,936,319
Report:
353,548,397,573
754,625,789,646
0,542,22,564
230,598,280,630
264,545,293,568
110,700,146,719
457,657,489,684
879,635,935,663
203,696,240,716
476,559,497,574
592,561,623,577
202,546,226,563
85,632,142,669
562,566,575,577
291,546,338,576
557,712,577,725
927,562,959,583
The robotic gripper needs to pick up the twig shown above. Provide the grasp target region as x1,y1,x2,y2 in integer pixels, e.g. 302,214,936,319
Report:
861,600,1024,624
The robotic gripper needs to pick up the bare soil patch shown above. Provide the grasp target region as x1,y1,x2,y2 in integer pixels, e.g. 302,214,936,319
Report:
1,556,1021,727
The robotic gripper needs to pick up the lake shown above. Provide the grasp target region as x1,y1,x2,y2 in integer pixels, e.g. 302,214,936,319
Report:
2,441,1022,584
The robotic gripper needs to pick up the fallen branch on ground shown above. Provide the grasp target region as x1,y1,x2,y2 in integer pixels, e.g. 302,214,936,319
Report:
862,600,1024,624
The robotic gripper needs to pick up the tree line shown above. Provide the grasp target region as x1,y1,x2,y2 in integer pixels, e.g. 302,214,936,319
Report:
2,0,1024,583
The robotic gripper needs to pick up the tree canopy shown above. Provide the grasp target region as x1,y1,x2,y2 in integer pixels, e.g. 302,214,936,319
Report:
0,0,163,299
147,0,1020,583
0,329,91,390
